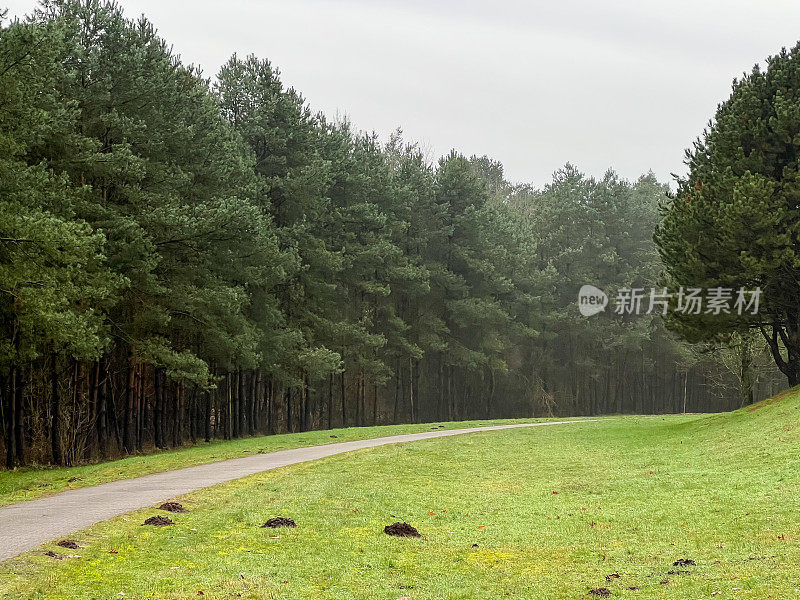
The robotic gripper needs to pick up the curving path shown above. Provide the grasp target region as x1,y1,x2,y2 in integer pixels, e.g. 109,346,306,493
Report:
0,419,596,562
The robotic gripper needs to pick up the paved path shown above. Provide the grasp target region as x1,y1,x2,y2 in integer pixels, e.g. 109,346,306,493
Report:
0,420,595,562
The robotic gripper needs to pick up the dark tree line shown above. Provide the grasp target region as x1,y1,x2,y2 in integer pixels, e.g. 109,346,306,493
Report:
0,1,781,467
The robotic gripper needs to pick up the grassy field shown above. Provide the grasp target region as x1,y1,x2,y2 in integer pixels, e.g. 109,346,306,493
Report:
0,418,542,507
2,391,800,599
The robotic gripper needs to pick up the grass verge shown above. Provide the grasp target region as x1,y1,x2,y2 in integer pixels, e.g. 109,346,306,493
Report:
3,393,800,598
0,418,545,507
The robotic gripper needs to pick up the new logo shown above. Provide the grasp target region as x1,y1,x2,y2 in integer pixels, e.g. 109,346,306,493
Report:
578,285,608,317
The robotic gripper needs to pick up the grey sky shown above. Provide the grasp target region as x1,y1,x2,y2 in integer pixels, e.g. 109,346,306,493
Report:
5,0,800,186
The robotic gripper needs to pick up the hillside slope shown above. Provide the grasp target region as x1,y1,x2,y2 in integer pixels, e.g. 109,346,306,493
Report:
2,393,799,599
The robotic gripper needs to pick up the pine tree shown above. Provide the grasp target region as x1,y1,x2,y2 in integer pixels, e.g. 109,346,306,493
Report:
0,14,120,465
656,43,800,384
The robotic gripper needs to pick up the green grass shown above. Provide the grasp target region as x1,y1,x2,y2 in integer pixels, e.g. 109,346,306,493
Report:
3,393,800,599
0,418,544,507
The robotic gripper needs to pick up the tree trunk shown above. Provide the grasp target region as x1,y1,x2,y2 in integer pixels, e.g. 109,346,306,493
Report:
487,369,495,418
231,371,239,438
298,377,305,432
13,365,24,465
97,354,108,456
355,370,362,427
1,374,13,468
175,380,184,447
135,363,144,451
223,373,231,440
123,350,136,453
437,358,444,421
761,323,800,386
108,370,122,449
237,369,246,436
267,378,274,434
189,387,197,444
251,371,259,435
154,368,164,449
286,386,293,433
393,367,400,424
50,354,62,465
408,359,414,423
372,383,378,425
340,372,346,427
204,388,212,443
327,374,333,429
303,374,312,431
85,359,98,460
447,365,453,422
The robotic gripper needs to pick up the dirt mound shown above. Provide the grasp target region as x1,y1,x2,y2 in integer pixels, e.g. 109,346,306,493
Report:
667,569,690,575
56,540,79,549
672,559,696,567
384,522,421,538
142,515,174,526
261,517,296,528
588,588,611,597
159,502,188,513
44,551,64,560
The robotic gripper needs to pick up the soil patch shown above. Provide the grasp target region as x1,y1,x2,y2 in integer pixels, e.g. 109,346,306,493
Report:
588,588,611,597
159,502,188,513
747,388,793,411
672,559,696,567
44,551,64,559
56,540,79,549
384,522,421,538
667,570,690,575
261,517,296,528
142,515,174,526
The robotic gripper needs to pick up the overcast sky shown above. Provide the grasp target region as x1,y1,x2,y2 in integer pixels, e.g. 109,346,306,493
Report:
5,0,800,186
